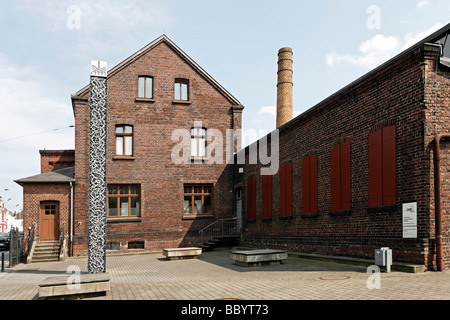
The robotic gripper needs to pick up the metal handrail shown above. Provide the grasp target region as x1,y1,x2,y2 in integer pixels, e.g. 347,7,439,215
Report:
198,218,238,243
59,222,65,259
27,223,36,255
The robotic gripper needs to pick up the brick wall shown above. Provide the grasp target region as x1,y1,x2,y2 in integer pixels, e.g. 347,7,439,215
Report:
71,39,241,256
423,44,450,270
235,44,445,269
40,150,75,173
22,183,71,249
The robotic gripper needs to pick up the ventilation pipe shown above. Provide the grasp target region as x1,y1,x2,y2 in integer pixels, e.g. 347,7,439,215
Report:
276,47,293,128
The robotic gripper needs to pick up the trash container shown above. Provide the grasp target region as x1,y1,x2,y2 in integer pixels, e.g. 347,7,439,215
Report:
375,247,392,273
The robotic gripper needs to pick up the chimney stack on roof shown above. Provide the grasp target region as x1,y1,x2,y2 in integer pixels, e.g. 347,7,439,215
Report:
276,47,293,128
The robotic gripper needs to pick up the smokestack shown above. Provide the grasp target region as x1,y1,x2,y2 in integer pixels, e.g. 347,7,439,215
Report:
276,47,293,128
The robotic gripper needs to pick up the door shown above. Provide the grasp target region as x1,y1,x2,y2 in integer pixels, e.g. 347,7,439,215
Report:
40,202,59,241
236,188,242,233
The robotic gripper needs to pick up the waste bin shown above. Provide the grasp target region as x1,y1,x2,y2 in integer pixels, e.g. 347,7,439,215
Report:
375,247,392,273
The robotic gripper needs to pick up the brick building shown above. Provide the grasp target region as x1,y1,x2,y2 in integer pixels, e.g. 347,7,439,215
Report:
15,24,450,271
16,35,244,258
235,24,450,271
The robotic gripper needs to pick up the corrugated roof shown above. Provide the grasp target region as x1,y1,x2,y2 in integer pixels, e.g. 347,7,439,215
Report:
14,167,75,185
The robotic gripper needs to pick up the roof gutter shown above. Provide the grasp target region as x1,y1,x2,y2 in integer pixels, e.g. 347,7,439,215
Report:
433,134,450,271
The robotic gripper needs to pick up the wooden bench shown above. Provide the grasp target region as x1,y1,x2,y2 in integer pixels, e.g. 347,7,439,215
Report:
162,247,202,260
38,273,111,299
230,249,288,267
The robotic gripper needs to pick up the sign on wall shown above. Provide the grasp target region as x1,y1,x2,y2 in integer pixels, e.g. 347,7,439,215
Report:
402,202,417,239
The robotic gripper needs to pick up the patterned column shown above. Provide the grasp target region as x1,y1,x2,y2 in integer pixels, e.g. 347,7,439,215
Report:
88,60,108,274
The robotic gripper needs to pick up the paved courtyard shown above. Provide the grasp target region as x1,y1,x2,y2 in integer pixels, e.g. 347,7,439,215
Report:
1,248,450,301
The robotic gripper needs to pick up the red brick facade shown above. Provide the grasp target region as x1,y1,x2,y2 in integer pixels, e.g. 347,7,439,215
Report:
235,41,450,270
69,36,243,256
40,150,75,174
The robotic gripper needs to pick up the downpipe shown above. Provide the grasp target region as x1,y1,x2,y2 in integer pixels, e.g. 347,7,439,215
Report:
433,134,450,271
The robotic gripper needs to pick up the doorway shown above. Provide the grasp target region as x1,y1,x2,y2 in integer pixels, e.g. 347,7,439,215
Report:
40,202,59,241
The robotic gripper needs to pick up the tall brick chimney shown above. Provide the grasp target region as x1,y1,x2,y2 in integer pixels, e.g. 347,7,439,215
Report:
276,47,293,128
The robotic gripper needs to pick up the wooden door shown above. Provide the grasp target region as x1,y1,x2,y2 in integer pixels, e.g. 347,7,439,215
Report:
40,202,59,241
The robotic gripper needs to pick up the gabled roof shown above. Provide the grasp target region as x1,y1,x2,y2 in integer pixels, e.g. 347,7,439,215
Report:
14,167,75,185
72,35,241,106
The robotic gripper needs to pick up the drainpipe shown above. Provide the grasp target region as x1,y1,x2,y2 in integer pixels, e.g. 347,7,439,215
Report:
433,134,450,271
70,181,74,257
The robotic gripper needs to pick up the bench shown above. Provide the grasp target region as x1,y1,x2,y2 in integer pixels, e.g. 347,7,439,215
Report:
230,249,288,267
162,247,202,260
38,273,111,299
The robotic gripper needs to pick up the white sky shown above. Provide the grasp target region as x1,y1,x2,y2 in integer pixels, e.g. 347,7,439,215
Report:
0,0,449,212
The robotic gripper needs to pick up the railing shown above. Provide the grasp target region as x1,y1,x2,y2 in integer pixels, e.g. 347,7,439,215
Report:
27,223,36,255
59,222,66,260
9,227,23,267
199,218,238,243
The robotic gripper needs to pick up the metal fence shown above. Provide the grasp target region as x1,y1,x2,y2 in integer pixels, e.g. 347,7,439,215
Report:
9,227,24,267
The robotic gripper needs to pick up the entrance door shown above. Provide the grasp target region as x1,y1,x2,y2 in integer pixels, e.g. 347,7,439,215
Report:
40,202,59,241
236,188,242,233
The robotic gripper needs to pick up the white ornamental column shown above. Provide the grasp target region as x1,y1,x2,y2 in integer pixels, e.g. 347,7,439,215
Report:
88,60,108,274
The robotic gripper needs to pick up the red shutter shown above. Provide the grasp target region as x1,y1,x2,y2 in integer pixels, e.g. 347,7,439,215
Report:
369,130,383,207
382,126,396,205
262,175,272,218
284,164,293,216
330,145,341,211
310,155,318,214
280,165,286,216
302,157,311,214
252,177,256,219
340,142,351,210
247,177,256,220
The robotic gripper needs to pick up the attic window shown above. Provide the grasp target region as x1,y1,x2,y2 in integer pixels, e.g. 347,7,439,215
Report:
174,79,189,101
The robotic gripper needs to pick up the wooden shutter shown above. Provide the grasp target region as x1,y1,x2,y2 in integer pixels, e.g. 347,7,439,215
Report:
280,164,292,217
262,175,272,218
382,126,396,205
340,142,351,210
285,164,293,216
302,157,311,214
280,165,286,216
330,145,341,211
247,177,256,220
310,156,318,214
369,130,383,207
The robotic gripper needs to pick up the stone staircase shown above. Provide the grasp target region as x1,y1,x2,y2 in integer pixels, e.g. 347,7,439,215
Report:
201,235,240,252
31,241,61,263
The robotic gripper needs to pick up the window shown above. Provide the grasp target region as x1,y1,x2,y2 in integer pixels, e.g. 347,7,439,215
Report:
330,142,351,211
280,164,293,217
44,204,57,215
107,184,140,218
302,155,318,214
262,175,272,219
106,242,120,251
191,127,206,159
247,177,256,220
184,184,213,215
369,126,396,207
115,125,133,156
138,76,153,99
128,241,145,249
174,79,189,101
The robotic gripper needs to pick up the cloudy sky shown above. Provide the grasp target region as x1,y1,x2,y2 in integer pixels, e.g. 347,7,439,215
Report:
0,0,449,212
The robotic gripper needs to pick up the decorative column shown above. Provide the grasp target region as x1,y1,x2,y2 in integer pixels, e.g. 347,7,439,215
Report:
88,60,108,274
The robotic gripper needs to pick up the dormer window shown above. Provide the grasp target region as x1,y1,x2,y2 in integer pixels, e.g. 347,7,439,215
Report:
138,76,153,99
174,78,189,101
